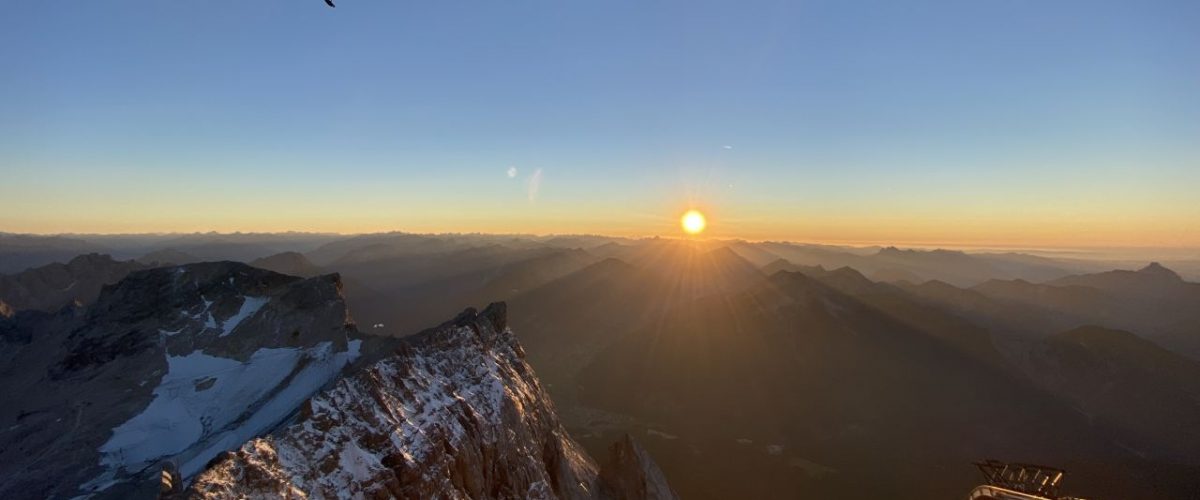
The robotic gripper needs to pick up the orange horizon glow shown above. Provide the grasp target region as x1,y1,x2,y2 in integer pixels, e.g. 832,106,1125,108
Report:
3,215,1198,252
2,187,1198,251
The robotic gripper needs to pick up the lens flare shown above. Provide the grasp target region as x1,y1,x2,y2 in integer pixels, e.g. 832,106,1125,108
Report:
681,210,707,235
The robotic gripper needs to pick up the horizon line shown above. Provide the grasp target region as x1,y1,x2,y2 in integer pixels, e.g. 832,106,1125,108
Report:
3,229,1198,255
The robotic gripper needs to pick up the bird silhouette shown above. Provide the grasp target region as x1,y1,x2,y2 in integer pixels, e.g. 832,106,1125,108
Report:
324,0,335,7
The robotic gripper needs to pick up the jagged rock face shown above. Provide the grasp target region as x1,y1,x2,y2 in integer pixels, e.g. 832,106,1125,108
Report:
0,262,364,500
0,253,149,313
189,304,676,500
598,435,678,500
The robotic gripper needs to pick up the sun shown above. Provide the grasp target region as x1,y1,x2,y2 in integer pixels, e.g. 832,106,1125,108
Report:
681,210,707,235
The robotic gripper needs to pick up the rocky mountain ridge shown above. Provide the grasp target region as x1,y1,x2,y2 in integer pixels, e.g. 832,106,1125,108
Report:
0,253,149,312
0,261,674,499
186,303,675,499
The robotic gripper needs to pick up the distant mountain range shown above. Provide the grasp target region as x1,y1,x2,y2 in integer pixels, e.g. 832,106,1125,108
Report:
2,232,1198,499
6,231,1197,280
564,259,1200,498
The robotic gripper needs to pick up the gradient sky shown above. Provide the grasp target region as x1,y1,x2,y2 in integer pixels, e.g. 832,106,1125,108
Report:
2,1,1198,247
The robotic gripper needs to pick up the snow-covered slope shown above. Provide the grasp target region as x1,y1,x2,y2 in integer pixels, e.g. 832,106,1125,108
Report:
187,303,676,500
0,262,367,499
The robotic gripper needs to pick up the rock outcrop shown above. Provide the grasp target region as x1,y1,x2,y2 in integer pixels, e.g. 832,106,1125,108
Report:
598,434,678,500
188,303,675,500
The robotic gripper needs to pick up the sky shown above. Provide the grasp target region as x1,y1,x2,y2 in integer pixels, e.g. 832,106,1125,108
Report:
2,1,1198,248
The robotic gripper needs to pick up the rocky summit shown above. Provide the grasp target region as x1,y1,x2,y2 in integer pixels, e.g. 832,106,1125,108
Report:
185,303,676,500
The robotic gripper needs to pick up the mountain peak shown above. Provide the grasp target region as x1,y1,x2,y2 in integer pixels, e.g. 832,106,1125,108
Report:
478,300,508,332
1138,262,1182,281
66,252,118,267
249,251,322,277
877,246,905,256
600,434,679,499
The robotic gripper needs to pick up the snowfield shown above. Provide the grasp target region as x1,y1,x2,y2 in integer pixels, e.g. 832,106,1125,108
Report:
91,339,361,492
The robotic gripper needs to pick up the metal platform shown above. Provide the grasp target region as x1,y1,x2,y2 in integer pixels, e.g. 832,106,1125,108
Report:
968,460,1087,500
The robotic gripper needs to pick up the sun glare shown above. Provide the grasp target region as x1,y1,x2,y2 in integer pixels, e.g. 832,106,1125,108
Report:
681,210,707,235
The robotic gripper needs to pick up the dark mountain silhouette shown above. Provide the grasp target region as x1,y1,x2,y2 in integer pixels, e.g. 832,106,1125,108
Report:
612,240,764,296
1048,262,1187,295
723,240,789,267
894,279,1067,339
760,258,824,277
60,232,344,264
868,266,924,284
307,232,487,266
1027,326,1200,462
975,252,1108,281
507,244,763,406
325,244,604,336
136,248,199,266
748,245,1091,288
508,257,668,385
970,263,1200,358
0,233,108,274
571,269,1199,499
0,254,148,313
249,251,323,277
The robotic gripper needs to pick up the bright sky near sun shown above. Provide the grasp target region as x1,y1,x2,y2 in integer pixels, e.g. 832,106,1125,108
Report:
2,1,1198,247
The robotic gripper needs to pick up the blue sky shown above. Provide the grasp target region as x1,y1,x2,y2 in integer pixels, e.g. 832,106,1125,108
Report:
2,1,1197,246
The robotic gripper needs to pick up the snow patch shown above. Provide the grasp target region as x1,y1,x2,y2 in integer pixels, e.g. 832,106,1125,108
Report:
158,326,184,337
218,296,269,337
95,339,363,486
99,347,304,469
